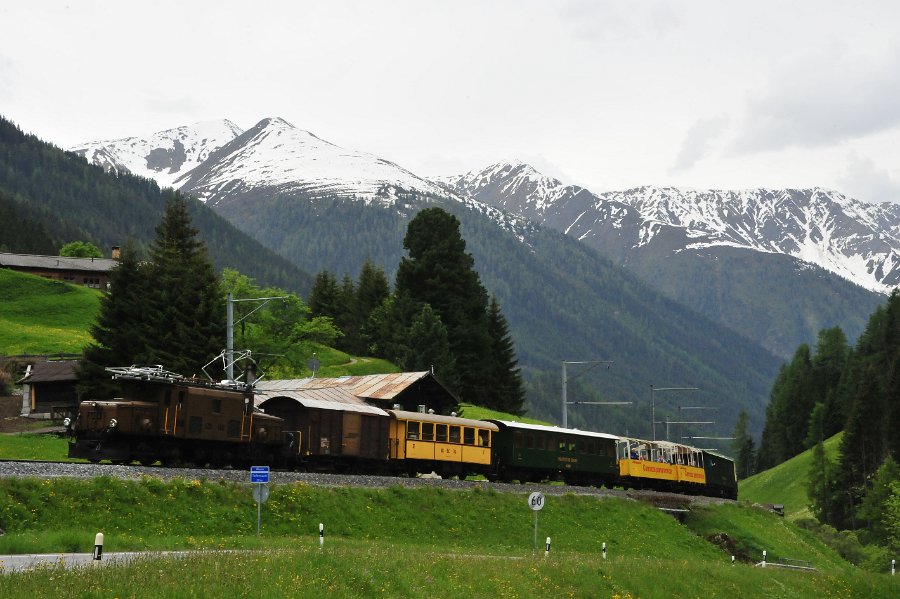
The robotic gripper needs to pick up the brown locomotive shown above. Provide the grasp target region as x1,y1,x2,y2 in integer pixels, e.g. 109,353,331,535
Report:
67,366,284,466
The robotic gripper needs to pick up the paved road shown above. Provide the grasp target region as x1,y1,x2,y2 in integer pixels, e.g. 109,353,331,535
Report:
0,550,196,573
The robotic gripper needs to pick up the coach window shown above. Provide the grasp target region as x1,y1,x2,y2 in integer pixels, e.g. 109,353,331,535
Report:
558,439,567,452
534,434,544,450
576,439,585,453
449,425,461,443
463,427,475,445
436,424,448,442
421,422,434,441
525,433,534,449
407,421,420,440
478,429,490,447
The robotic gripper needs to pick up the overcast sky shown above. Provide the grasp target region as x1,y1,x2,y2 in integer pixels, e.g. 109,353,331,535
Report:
3,1,900,203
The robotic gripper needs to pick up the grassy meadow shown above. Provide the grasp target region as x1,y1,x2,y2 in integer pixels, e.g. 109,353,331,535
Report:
0,475,896,597
739,433,843,520
0,269,100,355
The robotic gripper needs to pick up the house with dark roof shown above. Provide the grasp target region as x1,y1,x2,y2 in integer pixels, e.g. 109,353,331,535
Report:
18,360,79,418
0,249,119,289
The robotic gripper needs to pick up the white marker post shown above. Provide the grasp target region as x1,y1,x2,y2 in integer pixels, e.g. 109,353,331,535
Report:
319,523,324,549
732,555,736,566
762,550,767,568
545,536,551,558
528,492,545,558
602,542,607,560
92,532,104,563
892,559,895,576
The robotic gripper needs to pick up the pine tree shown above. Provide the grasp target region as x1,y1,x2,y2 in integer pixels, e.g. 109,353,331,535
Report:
144,192,225,376
731,410,756,480
308,271,340,318
487,295,526,415
77,239,150,399
395,208,493,407
806,402,839,524
857,457,900,544
811,327,850,438
355,259,390,355
400,304,459,392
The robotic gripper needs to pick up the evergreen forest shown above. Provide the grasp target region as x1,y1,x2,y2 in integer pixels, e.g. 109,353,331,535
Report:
748,293,900,558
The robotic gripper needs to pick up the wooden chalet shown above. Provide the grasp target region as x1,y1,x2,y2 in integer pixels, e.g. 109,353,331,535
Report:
0,249,119,289
18,360,80,418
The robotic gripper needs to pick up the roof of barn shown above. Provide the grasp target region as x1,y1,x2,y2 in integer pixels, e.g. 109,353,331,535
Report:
0,253,117,273
253,371,454,409
18,360,79,384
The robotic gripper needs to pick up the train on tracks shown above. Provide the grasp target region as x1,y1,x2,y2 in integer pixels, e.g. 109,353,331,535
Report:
65,366,737,499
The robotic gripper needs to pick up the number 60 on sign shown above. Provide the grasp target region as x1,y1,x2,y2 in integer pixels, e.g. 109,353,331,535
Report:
528,491,545,511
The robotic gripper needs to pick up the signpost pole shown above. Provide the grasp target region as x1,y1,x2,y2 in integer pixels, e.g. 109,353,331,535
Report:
250,466,270,536
528,491,545,558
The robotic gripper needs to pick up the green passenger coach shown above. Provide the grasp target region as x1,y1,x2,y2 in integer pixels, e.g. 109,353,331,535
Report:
485,420,619,486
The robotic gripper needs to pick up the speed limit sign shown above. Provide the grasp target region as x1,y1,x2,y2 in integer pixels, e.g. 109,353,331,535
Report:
528,491,545,511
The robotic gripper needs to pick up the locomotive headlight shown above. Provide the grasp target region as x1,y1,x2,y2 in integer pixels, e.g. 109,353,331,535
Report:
109,418,118,429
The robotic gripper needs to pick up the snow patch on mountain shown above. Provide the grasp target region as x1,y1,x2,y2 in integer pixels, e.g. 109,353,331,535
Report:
448,162,900,294
69,119,244,189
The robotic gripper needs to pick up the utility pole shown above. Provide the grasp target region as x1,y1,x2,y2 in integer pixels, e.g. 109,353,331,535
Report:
225,293,289,381
561,360,620,428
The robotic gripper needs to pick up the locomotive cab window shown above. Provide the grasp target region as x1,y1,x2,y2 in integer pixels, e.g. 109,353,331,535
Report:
463,427,475,445
449,426,460,444
212,399,222,414
436,424,448,442
406,421,420,440
421,423,434,441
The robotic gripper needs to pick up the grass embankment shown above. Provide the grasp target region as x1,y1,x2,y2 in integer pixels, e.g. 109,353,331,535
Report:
0,476,896,597
739,433,843,520
0,433,72,461
0,269,100,355
459,403,552,425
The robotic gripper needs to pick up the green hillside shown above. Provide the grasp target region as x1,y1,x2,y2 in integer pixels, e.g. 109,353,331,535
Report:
739,432,843,520
0,476,895,596
0,269,100,355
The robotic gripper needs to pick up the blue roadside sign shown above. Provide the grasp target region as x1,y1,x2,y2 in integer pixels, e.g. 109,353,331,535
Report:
250,466,270,483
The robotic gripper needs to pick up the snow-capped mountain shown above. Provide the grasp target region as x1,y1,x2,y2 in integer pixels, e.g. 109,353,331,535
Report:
446,161,900,294
70,119,244,190
72,117,452,207
70,119,900,295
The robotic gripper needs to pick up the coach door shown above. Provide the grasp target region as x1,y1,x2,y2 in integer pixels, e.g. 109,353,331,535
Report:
342,412,362,456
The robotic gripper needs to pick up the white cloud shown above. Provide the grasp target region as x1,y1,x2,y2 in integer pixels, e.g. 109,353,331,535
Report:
730,44,900,154
837,152,900,204
671,116,729,172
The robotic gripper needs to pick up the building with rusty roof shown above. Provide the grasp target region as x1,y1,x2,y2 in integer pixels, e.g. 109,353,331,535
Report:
254,371,460,415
